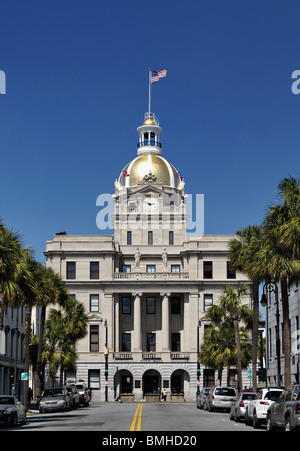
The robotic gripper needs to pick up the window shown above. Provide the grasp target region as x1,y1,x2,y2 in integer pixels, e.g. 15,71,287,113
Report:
90,325,99,352
147,333,156,352
146,265,156,279
146,297,156,314
227,262,236,279
90,262,99,280
122,265,131,273
88,370,100,390
122,297,131,315
122,333,131,352
169,231,174,245
171,265,180,273
148,231,153,245
127,231,132,245
204,294,213,312
66,262,76,280
171,297,180,315
203,262,213,279
90,294,99,312
172,333,180,352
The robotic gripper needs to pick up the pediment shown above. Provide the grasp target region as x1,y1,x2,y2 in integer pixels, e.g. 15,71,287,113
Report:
88,314,103,323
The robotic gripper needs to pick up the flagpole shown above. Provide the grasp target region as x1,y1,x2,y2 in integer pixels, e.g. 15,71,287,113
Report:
148,68,151,118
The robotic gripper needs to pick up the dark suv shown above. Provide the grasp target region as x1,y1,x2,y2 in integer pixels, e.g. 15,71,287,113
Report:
266,384,300,431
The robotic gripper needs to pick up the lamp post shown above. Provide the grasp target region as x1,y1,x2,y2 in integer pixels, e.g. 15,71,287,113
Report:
197,320,201,395
104,320,109,402
260,281,281,387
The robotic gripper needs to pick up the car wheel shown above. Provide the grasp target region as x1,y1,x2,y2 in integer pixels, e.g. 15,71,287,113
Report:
266,414,274,432
285,417,292,432
253,412,260,429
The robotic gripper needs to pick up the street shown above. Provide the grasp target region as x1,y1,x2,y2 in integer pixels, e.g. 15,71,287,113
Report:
3,402,264,432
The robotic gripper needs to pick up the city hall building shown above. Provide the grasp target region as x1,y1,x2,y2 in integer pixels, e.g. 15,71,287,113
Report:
45,112,252,401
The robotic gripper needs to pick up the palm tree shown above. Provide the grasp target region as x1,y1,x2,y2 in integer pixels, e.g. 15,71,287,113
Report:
16,252,43,407
229,225,265,392
43,297,88,386
199,319,252,386
206,284,253,392
262,176,300,386
35,267,69,398
0,219,24,334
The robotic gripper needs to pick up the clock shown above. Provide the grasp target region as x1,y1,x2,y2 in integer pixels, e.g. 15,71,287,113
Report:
143,198,158,212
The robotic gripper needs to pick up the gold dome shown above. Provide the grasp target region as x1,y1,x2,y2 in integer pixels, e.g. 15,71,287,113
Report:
119,154,180,189
142,116,158,126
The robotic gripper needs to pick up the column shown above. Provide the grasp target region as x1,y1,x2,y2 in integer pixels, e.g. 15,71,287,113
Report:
115,296,120,353
133,292,142,352
161,292,171,352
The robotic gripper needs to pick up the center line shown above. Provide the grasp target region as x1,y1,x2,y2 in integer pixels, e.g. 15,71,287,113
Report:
129,403,141,431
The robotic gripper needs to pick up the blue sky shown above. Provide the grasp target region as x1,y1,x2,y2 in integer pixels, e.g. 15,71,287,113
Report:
0,0,299,262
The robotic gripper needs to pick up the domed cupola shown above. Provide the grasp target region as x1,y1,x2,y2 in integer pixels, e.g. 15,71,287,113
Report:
137,113,162,156
118,113,182,190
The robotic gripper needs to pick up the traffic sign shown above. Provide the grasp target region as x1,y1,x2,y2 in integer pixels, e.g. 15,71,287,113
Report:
247,369,253,379
21,372,31,381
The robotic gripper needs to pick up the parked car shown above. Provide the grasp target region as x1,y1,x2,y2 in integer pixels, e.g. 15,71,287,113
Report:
245,388,283,428
197,388,210,410
0,395,27,427
205,387,236,412
64,385,80,409
266,384,300,432
229,392,256,422
74,382,90,407
39,387,71,413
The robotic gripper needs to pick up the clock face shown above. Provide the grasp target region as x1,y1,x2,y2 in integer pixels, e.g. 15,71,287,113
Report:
143,198,158,212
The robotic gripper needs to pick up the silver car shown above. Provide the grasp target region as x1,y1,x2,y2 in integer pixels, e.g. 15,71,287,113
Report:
229,392,256,422
205,387,236,412
197,388,210,410
39,387,71,413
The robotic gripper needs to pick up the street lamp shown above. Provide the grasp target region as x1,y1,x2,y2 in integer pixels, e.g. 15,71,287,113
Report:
197,320,202,395
260,281,281,387
104,320,109,402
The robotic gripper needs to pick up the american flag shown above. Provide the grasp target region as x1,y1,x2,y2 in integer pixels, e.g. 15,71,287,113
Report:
151,69,167,83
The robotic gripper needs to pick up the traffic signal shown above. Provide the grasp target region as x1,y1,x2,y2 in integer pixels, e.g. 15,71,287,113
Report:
197,363,201,381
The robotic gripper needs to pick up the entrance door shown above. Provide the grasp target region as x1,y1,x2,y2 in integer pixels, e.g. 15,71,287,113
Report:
144,376,159,394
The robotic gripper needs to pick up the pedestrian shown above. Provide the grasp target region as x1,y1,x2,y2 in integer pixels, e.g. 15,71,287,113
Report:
242,386,250,392
162,388,167,402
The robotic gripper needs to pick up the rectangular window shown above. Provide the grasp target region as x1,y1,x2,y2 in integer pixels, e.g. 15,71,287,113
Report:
171,296,181,315
66,262,76,280
90,294,99,312
148,231,153,245
127,231,132,245
90,262,99,280
146,265,156,279
204,294,213,312
171,265,180,273
122,265,131,273
146,297,156,314
147,333,156,352
171,333,181,352
88,370,100,390
90,325,99,352
227,262,236,279
203,261,213,279
122,297,131,315
122,333,131,352
169,231,174,245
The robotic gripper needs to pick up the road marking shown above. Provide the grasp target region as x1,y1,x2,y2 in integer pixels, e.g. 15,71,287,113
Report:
136,403,143,431
130,403,141,431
